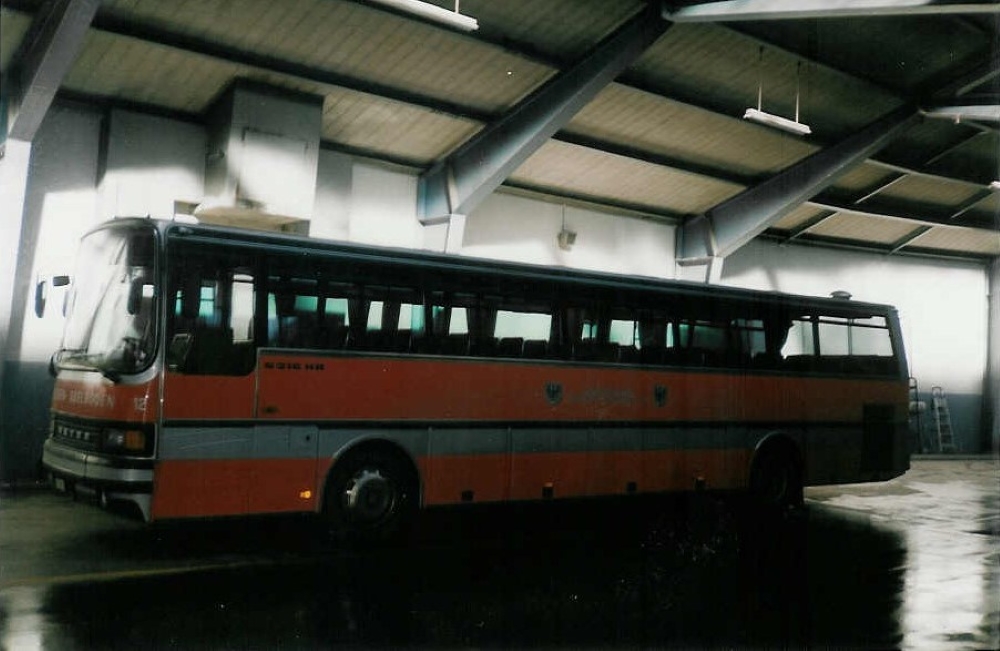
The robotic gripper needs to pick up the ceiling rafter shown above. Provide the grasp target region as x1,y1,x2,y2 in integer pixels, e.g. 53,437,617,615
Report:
663,0,1000,22
6,1,989,191
418,3,669,220
760,229,997,261
3,0,100,142
2,0,995,261
809,197,996,231
49,3,994,235
889,225,936,253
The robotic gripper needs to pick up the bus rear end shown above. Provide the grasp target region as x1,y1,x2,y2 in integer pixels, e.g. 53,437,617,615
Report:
42,220,160,520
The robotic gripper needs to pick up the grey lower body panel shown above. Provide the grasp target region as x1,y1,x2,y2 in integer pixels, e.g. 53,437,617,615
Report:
42,438,154,520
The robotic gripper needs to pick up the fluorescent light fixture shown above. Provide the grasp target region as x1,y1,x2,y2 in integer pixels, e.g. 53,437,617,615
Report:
989,181,1000,191
743,108,812,136
557,228,577,251
368,0,478,31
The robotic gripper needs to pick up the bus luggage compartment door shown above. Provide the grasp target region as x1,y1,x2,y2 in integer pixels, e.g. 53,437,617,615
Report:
249,424,319,513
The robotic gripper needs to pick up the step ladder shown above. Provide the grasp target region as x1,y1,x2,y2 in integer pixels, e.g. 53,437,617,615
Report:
908,377,926,453
930,386,956,453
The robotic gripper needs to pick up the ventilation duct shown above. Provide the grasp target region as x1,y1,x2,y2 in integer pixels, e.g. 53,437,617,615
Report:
198,82,322,232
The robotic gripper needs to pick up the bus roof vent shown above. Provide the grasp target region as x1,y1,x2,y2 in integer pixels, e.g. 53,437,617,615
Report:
830,290,852,300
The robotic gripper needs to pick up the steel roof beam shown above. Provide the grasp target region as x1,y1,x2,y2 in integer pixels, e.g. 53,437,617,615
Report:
679,104,922,262
663,0,1000,22
10,2,989,194
417,4,669,220
889,225,935,253
782,209,837,243
925,104,1000,122
4,0,99,143
809,196,996,229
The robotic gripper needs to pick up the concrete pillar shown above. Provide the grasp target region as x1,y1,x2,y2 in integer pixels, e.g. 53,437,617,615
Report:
0,139,32,402
987,257,1000,453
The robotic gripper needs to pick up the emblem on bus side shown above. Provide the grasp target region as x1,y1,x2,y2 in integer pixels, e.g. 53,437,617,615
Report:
545,382,563,406
654,385,668,407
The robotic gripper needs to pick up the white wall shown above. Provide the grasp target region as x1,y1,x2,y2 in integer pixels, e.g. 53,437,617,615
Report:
310,149,353,240
988,259,1000,452
347,162,424,248
2,105,104,480
13,106,104,362
462,192,676,279
100,109,206,220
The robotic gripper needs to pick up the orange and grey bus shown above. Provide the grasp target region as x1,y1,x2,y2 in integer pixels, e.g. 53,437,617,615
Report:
42,218,910,538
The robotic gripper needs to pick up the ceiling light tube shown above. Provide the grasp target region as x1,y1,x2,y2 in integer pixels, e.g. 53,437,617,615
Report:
989,180,1000,191
368,0,478,31
743,108,812,136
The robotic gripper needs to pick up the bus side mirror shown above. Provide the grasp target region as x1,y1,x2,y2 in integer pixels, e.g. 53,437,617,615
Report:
34,280,48,318
34,275,71,318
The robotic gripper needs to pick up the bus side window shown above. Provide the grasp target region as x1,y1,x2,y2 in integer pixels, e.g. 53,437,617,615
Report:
267,279,321,349
355,286,423,352
731,318,766,368
494,306,552,359
609,317,639,363
425,294,473,356
323,296,351,348
781,318,818,371
168,259,256,376
638,317,668,365
817,315,897,375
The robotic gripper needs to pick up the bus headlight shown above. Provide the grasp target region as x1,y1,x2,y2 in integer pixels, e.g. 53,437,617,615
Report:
103,428,147,453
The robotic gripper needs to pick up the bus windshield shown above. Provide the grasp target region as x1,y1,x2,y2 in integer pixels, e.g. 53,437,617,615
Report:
56,226,157,378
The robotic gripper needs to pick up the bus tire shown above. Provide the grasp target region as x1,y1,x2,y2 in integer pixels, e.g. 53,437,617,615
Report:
323,446,417,544
749,443,803,513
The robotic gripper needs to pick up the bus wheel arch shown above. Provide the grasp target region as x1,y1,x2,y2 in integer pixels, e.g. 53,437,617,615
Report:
749,433,804,511
321,439,420,543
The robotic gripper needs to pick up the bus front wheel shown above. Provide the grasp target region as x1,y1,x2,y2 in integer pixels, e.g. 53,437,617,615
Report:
324,448,416,543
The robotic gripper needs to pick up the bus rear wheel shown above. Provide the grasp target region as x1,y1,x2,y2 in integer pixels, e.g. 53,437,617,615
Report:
324,448,416,544
750,446,803,513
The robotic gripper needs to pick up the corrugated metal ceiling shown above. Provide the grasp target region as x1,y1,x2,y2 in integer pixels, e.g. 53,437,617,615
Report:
1,0,996,260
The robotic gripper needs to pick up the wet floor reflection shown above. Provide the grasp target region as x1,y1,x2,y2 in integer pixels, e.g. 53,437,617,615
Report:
3,495,917,649
901,489,1000,650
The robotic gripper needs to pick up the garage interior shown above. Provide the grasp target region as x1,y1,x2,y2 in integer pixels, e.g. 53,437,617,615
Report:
1,1,998,649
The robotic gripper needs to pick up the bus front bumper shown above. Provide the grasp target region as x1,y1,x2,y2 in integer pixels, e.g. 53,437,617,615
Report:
42,439,154,521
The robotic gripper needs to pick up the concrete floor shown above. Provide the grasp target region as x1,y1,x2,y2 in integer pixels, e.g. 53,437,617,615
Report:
1,458,997,650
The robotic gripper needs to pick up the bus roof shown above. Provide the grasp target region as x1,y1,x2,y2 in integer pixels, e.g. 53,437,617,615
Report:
99,217,897,319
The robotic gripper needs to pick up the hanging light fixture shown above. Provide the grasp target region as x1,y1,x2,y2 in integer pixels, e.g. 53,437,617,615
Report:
743,48,812,136
557,205,576,251
368,0,478,31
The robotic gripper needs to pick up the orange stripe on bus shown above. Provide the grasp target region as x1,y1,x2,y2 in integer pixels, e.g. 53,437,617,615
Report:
249,354,905,423
162,373,255,420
